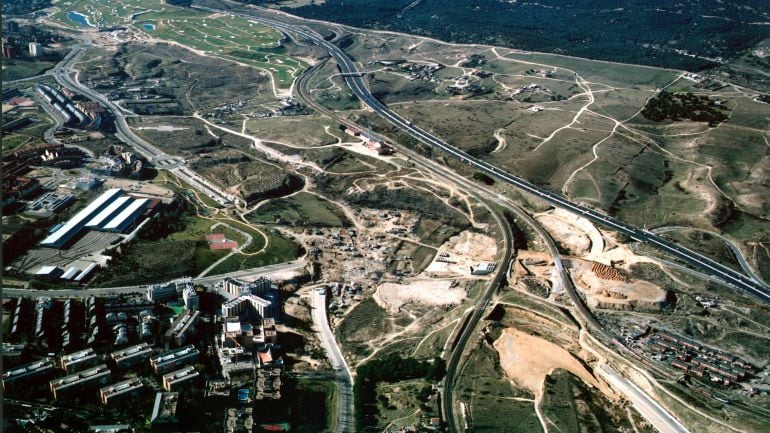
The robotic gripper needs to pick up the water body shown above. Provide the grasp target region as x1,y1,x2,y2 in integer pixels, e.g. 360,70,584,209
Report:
141,23,156,31
67,11,93,27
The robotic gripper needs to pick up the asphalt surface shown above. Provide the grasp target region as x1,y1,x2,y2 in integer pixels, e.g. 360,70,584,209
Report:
311,287,355,433
195,3,770,305
2,261,305,299
599,365,691,433
50,44,234,206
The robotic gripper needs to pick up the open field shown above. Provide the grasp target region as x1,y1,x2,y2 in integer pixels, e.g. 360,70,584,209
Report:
542,369,642,433
51,0,307,89
455,340,540,433
246,116,345,147
82,43,275,116
190,149,303,203
337,30,770,283
248,192,349,227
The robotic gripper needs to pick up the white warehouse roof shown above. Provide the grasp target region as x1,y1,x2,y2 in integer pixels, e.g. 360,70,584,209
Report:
103,198,149,231
85,196,131,228
40,188,124,246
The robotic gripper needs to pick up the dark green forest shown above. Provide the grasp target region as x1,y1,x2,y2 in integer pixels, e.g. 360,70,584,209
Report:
244,0,770,71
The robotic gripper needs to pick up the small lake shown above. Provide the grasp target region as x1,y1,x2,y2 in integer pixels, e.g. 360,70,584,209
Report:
141,23,156,31
67,11,92,27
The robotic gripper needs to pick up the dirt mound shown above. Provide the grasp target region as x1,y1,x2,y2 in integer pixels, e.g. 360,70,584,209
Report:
494,328,615,399
374,280,465,313
591,261,626,281
573,260,667,311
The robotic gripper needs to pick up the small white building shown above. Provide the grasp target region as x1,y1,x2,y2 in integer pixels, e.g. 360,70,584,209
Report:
28,42,43,57
471,262,496,276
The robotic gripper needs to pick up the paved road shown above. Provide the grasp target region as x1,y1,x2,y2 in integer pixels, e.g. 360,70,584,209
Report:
311,287,355,433
2,261,305,298
49,44,236,207
651,226,768,287
599,365,691,433
295,57,517,433
196,3,770,304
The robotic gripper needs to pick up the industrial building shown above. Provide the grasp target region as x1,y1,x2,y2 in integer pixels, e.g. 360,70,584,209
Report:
2,359,56,392
110,343,153,369
161,365,199,391
40,188,123,248
165,310,200,347
103,198,148,232
50,364,111,400
99,378,144,405
85,196,132,229
39,188,151,247
60,348,99,373
150,345,199,375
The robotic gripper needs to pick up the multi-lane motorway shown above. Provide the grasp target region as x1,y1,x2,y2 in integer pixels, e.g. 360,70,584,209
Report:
195,3,770,306
50,44,236,206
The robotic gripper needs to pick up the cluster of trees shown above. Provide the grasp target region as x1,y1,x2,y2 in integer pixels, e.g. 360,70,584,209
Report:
243,0,770,71
2,0,51,15
642,91,729,126
354,354,446,431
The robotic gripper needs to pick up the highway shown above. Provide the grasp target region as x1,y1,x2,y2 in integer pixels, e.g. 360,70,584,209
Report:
194,3,770,305
598,365,690,433
311,287,355,433
49,43,237,207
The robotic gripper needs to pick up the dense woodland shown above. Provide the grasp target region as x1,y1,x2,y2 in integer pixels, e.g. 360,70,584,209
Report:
642,91,730,126
246,0,770,71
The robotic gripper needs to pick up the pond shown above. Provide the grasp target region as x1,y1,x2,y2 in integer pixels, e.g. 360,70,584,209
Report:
141,22,155,31
66,11,93,27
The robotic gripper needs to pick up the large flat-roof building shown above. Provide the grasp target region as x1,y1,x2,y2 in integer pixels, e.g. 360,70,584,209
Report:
50,364,111,400
99,378,144,405
40,188,123,248
149,345,199,375
60,348,100,373
2,359,56,392
110,343,153,369
103,198,148,233
85,196,132,229
161,365,199,391
165,310,200,347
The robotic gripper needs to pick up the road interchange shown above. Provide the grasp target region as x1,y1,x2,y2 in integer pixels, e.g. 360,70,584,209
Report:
194,3,770,306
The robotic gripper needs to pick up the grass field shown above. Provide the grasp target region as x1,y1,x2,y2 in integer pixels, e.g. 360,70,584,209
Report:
336,298,391,358
455,340,539,433
246,116,345,147
541,369,636,433
248,192,349,227
51,0,306,89
2,58,59,81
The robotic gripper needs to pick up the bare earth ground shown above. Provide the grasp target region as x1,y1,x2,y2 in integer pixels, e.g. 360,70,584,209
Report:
374,279,465,314
104,178,175,199
494,327,616,400
572,259,668,310
424,231,497,276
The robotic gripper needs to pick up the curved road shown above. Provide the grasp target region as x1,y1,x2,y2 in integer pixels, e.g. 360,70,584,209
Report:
195,3,770,305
